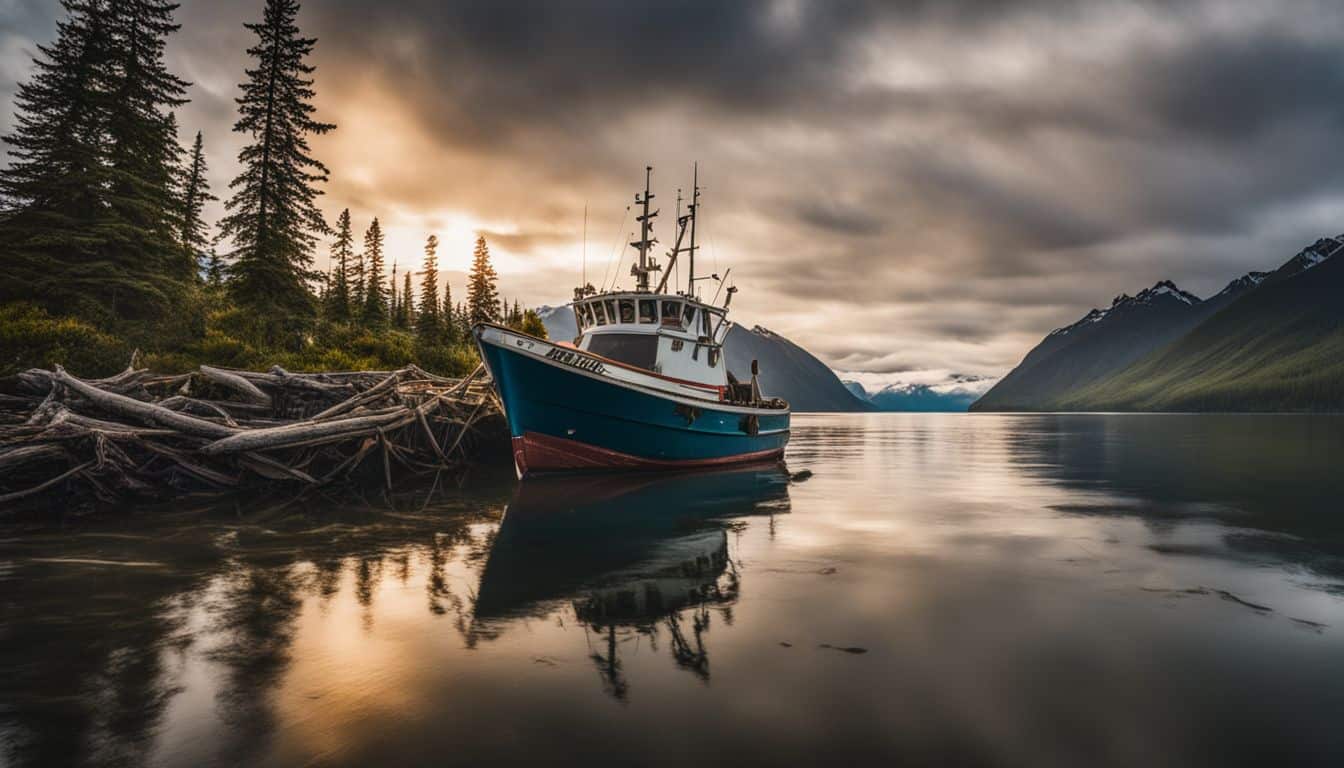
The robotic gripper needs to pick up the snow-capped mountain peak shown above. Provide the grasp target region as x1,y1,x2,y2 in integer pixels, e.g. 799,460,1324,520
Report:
1051,280,1199,338
1284,235,1344,275
1132,280,1200,306
1214,271,1269,298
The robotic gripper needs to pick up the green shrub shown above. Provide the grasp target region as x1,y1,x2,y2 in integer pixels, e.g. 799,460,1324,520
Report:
0,302,132,377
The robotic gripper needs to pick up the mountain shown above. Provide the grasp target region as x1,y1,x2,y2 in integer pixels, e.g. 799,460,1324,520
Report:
722,325,874,411
1057,239,1344,411
535,307,872,412
844,380,982,412
971,279,1242,410
973,234,1344,412
843,380,868,400
535,305,577,341
870,384,979,412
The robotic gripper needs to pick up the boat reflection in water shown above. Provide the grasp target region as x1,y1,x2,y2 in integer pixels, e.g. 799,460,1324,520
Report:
473,463,791,699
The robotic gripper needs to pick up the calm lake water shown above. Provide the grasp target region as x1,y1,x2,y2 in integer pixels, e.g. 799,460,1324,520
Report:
2,413,1343,767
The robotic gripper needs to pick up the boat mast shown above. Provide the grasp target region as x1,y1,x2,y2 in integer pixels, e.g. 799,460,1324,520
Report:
630,166,659,291
687,162,699,298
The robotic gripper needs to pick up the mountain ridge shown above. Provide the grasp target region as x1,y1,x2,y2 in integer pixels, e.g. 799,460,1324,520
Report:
972,234,1344,412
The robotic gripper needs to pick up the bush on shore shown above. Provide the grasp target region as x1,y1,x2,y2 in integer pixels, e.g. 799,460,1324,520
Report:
1,300,482,379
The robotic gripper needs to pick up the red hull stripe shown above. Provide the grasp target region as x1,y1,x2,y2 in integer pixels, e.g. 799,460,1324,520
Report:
513,431,785,474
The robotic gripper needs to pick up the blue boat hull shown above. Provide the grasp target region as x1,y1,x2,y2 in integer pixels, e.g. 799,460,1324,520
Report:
475,328,789,475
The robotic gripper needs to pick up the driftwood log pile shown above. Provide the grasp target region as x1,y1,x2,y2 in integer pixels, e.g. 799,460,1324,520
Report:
0,360,509,512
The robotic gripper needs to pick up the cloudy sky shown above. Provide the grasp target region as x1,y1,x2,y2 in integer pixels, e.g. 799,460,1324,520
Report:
4,0,1343,388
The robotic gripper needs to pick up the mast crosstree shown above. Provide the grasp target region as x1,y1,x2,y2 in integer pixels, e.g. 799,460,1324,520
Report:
630,166,661,291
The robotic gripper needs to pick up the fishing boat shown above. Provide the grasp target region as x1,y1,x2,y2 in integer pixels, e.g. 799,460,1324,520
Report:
474,166,790,476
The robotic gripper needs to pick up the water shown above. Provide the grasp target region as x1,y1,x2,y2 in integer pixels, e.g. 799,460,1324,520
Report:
2,414,1343,767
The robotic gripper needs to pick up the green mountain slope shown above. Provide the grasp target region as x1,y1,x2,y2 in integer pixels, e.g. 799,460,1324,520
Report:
970,281,1229,411
1057,253,1344,411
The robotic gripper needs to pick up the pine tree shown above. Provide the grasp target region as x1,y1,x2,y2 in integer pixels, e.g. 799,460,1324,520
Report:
206,247,223,287
103,0,193,308
442,282,456,343
0,0,191,319
389,259,399,324
400,272,414,329
520,308,548,339
325,207,353,320
417,234,440,339
218,0,335,342
361,217,387,326
466,235,500,326
178,130,216,275
351,230,365,309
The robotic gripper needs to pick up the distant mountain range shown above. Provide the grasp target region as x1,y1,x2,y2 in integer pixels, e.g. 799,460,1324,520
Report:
843,380,982,412
972,235,1344,412
535,307,872,412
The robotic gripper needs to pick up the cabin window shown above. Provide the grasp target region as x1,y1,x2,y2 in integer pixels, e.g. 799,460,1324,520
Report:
708,348,720,367
605,300,618,324
583,304,595,327
638,299,656,324
593,301,608,325
587,333,659,371
575,304,588,329
701,310,712,337
618,299,636,324
682,304,696,328
671,339,684,351
661,300,682,327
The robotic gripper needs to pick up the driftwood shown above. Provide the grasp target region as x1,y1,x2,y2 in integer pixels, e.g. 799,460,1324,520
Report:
0,361,507,514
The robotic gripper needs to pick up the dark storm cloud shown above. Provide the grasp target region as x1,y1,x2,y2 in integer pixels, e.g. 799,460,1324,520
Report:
5,0,1344,381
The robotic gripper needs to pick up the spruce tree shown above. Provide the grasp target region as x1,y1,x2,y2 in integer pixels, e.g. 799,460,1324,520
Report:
442,282,456,343
325,208,353,320
103,0,193,310
218,0,335,342
178,130,216,275
520,308,548,339
0,2,110,287
351,234,366,309
389,259,399,324
0,0,191,319
417,234,440,339
206,247,223,287
466,235,500,326
361,217,387,326
400,272,414,329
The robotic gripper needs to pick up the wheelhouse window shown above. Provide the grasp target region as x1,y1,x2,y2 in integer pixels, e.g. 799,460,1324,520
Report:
701,308,712,337
661,300,683,327
605,300,617,324
586,333,659,371
618,299,636,324
638,299,656,324
682,304,696,329
593,301,608,325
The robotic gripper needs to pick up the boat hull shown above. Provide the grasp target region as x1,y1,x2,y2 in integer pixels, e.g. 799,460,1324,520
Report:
474,325,789,475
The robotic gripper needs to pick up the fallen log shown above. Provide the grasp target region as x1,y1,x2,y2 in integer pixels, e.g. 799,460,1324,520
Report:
0,362,508,513
200,410,411,455
198,365,271,406
52,366,239,439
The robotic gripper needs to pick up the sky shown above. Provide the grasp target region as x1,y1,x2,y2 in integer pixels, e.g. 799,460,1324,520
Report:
4,0,1344,390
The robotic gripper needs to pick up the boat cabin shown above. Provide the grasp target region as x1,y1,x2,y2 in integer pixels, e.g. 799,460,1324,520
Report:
568,291,729,387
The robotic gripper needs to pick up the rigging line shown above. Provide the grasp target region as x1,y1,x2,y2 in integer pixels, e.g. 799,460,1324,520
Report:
600,205,631,293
